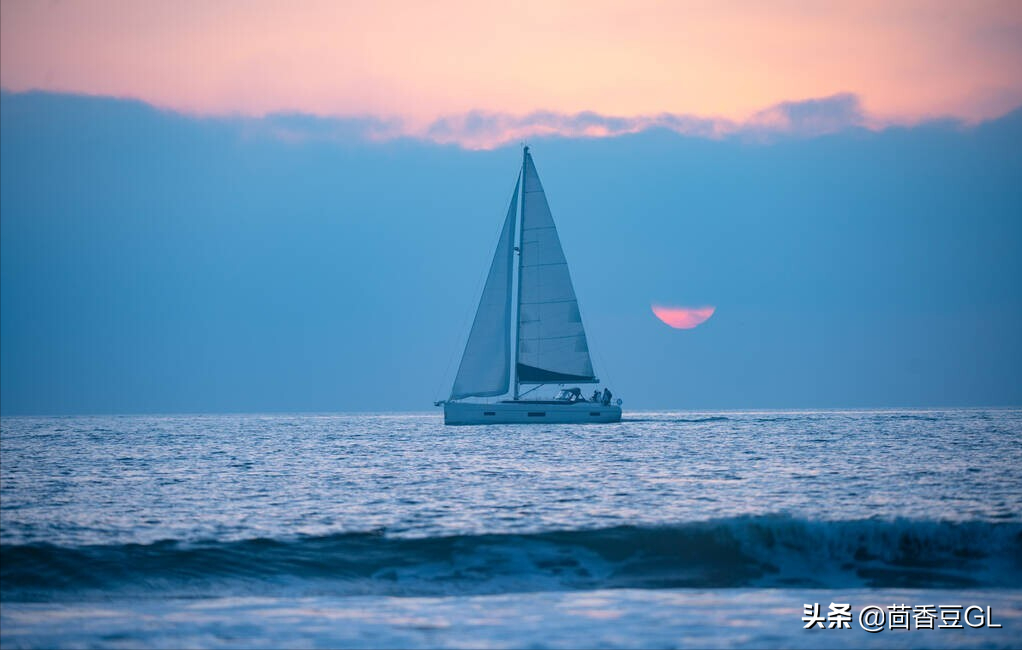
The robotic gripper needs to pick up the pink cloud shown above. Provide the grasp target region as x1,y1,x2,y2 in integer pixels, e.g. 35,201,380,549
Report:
652,305,716,330
418,109,727,149
235,96,877,150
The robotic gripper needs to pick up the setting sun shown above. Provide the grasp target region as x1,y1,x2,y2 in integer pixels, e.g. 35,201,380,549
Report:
651,305,716,330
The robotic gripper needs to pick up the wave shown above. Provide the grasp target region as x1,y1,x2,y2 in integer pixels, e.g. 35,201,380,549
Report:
874,414,943,422
3,516,1019,599
625,416,731,423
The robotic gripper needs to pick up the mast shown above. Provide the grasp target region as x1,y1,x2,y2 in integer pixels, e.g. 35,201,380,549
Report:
513,145,527,400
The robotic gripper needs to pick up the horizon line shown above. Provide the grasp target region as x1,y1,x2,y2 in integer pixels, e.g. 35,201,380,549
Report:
3,405,1020,419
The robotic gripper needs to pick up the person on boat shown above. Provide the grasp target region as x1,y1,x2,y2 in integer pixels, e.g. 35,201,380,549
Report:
591,389,601,403
601,388,612,405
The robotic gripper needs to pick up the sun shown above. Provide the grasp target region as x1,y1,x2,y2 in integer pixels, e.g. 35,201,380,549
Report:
651,305,715,329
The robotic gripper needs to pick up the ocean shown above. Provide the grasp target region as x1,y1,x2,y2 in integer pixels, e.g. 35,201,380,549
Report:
1,409,1020,648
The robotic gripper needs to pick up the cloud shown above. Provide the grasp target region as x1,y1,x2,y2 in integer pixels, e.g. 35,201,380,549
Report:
419,94,871,149
421,110,727,149
232,112,402,145
236,94,889,150
19,89,998,151
386,94,894,148
744,93,869,136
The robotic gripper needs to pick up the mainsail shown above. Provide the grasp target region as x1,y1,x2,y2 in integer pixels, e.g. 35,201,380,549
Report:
516,149,596,384
449,176,520,400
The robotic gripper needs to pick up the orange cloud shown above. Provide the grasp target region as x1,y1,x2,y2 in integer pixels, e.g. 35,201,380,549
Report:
2,1,1020,128
652,305,716,330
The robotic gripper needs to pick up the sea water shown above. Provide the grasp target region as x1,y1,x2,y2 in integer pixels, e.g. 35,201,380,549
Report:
1,409,1020,648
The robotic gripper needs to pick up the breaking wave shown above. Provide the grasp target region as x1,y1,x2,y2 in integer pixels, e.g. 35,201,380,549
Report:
3,516,1019,600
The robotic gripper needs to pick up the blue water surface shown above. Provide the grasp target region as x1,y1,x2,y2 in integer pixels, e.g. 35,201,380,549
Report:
2,409,1020,647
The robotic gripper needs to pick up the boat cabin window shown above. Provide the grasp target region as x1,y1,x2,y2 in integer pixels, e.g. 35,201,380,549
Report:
555,388,583,402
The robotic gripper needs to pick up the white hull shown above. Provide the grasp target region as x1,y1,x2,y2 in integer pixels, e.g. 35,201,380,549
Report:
444,400,622,425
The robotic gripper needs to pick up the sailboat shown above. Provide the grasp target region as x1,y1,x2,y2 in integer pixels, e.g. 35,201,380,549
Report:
439,147,622,425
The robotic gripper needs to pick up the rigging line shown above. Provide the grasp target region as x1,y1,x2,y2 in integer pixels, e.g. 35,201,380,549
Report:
518,384,544,398
433,164,522,403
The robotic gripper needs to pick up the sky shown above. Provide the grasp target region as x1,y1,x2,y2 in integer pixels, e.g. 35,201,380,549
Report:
1,2,1021,414
2,1,1022,147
